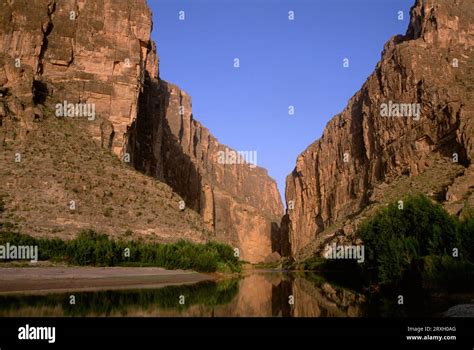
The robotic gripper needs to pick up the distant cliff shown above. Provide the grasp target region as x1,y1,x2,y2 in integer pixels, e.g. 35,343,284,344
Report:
0,0,283,262
128,80,283,262
284,0,474,259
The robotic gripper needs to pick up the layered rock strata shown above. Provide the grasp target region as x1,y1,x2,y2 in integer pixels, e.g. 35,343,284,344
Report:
285,0,474,258
0,0,283,262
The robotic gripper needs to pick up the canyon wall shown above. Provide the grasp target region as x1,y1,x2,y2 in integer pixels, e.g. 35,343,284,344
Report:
285,0,474,258
0,0,283,262
0,0,156,154
128,77,283,263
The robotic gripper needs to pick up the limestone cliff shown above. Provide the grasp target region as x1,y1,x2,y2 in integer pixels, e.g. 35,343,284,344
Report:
128,79,283,263
0,0,283,262
0,0,156,154
285,0,474,259
0,0,208,242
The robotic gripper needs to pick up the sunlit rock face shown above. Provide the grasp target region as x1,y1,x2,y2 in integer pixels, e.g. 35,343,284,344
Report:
285,0,474,258
0,0,283,262
0,0,156,154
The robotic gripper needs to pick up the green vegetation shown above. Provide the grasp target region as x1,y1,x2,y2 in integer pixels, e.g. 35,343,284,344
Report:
296,256,326,271
299,194,474,292
359,194,473,291
0,230,241,273
459,208,474,260
253,261,282,269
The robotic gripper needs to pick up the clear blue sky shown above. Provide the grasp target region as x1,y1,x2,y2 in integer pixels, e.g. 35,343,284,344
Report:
150,0,413,201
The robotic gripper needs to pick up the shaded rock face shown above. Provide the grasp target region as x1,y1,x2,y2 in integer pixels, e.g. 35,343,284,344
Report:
0,0,283,262
128,79,283,263
285,0,474,258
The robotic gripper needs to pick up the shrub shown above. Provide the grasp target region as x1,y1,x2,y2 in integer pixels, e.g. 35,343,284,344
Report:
422,255,474,292
37,238,67,261
359,194,472,289
0,229,241,273
458,214,474,260
66,230,102,265
299,256,326,271
193,250,218,272
0,231,37,246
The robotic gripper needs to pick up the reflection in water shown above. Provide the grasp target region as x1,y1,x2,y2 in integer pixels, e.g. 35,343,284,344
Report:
291,275,365,317
0,271,366,317
214,272,365,317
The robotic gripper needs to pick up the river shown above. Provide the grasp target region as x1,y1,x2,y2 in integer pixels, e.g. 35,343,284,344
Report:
0,270,467,317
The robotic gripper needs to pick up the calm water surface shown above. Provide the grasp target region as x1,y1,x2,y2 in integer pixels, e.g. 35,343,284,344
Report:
0,271,466,317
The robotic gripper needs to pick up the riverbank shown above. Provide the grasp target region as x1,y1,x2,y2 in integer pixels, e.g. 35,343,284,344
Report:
0,266,214,295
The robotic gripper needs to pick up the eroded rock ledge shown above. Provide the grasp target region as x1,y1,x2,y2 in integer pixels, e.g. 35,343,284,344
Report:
0,0,283,263
284,0,474,259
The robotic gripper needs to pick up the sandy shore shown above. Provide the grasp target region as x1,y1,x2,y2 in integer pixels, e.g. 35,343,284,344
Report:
0,267,214,295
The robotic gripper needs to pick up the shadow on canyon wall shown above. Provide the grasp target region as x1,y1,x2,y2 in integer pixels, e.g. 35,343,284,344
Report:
128,72,204,215
127,71,284,258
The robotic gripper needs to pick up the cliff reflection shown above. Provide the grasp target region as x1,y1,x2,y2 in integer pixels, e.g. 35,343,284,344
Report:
0,271,366,317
